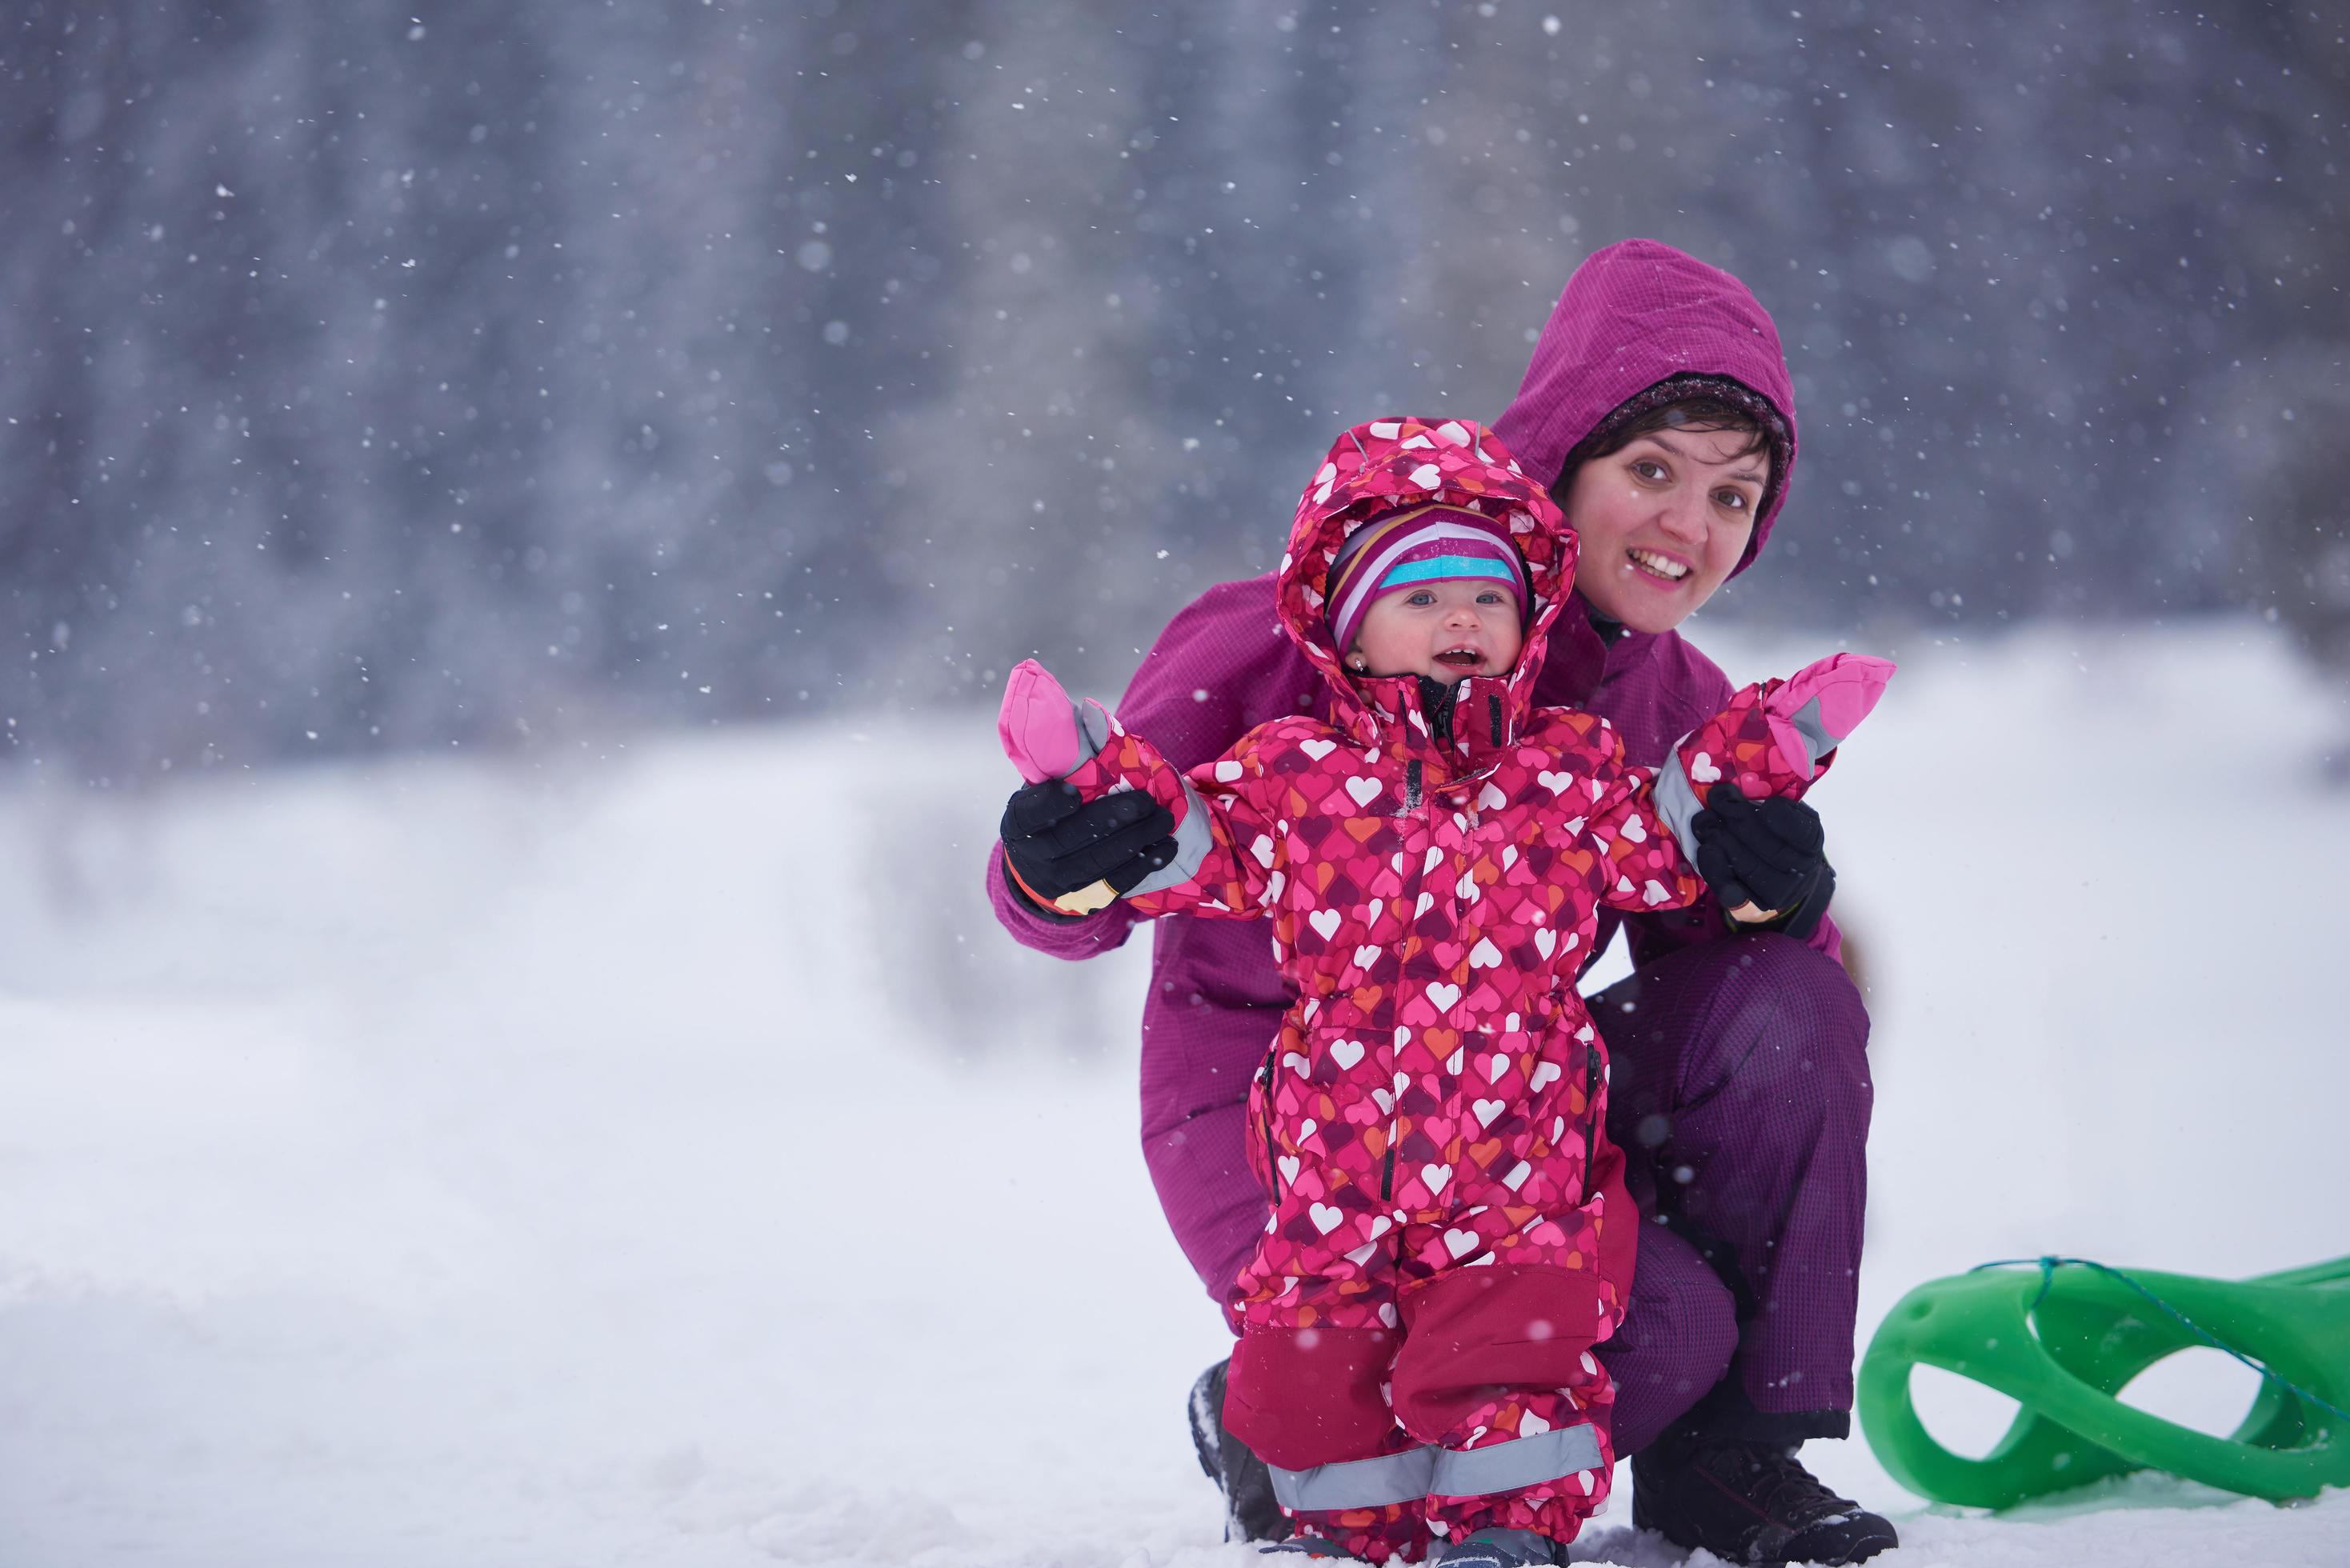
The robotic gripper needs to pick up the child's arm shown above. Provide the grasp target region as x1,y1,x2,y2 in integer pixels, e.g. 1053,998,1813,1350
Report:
998,659,1279,920
1586,754,1710,915
1591,653,1895,918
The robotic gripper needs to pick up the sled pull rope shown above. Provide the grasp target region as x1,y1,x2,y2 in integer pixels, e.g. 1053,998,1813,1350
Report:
1971,1254,2350,1427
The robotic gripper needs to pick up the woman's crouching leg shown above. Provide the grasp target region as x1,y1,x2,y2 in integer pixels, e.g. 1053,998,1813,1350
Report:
1598,931,1873,1431
1597,1220,1740,1455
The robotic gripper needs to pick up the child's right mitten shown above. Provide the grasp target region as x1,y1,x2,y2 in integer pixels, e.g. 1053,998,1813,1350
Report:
996,658,1207,914
998,782,1175,918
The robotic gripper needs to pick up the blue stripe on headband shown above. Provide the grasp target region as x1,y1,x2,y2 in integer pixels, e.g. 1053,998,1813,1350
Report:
1378,556,1519,591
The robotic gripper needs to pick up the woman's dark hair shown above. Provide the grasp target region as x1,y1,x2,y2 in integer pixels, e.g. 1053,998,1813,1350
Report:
1571,394,1772,467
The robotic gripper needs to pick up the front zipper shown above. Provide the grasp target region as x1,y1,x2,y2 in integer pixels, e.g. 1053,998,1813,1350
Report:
1391,754,1426,1201
1382,746,1435,1207
1581,1041,1604,1197
1259,1039,1285,1202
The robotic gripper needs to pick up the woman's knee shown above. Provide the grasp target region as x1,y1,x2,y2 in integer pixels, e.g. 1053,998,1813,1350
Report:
1722,930,1866,1030
1705,934,1872,1107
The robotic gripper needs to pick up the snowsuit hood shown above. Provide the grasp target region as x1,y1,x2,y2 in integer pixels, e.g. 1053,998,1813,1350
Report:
1279,417,1574,766
1494,238,1798,576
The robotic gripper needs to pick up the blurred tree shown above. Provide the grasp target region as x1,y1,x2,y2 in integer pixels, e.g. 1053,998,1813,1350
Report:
0,2,2344,775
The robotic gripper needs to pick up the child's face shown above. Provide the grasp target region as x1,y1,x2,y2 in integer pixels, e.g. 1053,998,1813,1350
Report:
1348,580,1523,684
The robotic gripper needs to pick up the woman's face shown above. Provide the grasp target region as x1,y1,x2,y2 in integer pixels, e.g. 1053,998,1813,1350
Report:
1560,426,1767,633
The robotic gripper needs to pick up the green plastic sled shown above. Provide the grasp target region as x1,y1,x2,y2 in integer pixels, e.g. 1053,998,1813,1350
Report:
1857,1255,2350,1507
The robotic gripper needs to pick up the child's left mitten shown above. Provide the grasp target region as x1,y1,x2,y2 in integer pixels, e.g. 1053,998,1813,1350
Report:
1657,652,1893,908
1690,783,1835,938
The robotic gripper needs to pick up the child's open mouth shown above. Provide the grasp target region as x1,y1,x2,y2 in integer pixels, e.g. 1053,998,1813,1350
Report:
1435,648,1484,671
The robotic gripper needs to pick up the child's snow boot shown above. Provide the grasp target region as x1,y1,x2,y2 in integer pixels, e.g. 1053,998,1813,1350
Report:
1631,1429,1896,1565
1188,1358,1287,1543
1429,1527,1563,1566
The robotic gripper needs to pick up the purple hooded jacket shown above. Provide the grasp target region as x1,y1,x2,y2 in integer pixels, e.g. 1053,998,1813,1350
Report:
988,239,1840,1300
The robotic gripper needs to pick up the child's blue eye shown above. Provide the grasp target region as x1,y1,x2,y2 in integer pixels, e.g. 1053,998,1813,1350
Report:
1405,590,1436,606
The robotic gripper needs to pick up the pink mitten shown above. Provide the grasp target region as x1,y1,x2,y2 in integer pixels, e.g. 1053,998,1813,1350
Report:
997,659,1123,914
1759,653,1896,786
999,658,1106,783
1660,653,1894,906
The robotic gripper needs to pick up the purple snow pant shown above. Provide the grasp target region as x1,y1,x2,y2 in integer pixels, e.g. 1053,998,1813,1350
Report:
1162,932,1872,1454
1588,931,1874,1446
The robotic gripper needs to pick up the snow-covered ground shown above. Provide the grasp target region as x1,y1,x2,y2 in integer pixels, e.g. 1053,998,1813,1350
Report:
0,620,2344,1567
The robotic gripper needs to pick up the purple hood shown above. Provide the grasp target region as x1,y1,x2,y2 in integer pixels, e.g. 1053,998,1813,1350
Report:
1494,238,1799,575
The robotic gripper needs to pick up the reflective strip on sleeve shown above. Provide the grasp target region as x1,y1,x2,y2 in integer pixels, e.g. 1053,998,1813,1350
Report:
1655,733,1707,863
1075,701,1112,761
1123,775,1215,898
1267,1444,1438,1512
1780,694,1836,777
1427,1422,1604,1499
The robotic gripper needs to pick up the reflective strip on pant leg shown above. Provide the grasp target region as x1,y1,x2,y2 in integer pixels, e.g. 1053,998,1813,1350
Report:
1267,1444,1438,1512
1427,1422,1604,1499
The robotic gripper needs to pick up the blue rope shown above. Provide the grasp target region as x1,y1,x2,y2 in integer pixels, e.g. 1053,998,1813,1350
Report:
1968,1254,2350,1429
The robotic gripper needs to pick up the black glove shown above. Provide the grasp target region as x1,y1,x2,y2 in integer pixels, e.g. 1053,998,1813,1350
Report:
1690,781,1836,940
999,779,1178,917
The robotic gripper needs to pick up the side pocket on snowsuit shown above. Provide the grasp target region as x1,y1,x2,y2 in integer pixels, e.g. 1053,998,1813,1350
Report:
1247,1035,1284,1206
1580,1038,1604,1204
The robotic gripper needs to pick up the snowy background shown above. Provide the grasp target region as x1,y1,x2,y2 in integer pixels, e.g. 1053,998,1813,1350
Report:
4,4,2350,1565
2,624,2348,1566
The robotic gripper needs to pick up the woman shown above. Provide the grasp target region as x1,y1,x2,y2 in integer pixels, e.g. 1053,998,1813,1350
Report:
989,240,1896,1567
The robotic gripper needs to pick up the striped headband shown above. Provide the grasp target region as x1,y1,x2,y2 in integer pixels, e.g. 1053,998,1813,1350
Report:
1327,506,1530,659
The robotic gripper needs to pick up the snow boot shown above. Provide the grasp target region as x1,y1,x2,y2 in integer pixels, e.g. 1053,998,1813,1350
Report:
1429,1527,1563,1566
1189,1358,1288,1543
1631,1429,1897,1565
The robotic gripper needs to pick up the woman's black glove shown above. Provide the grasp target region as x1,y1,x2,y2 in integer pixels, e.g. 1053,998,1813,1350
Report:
1690,781,1836,940
999,780,1178,917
